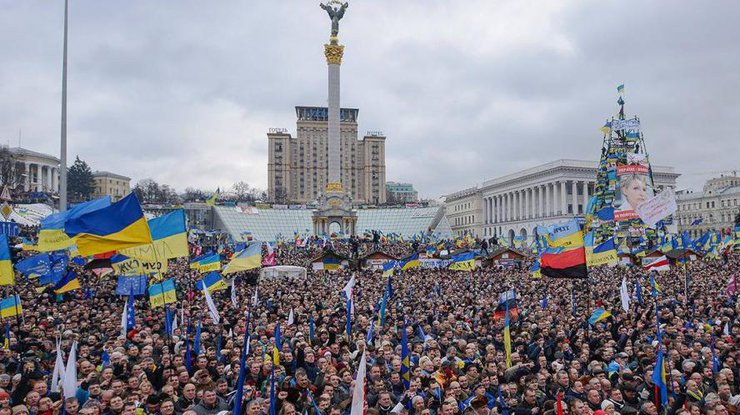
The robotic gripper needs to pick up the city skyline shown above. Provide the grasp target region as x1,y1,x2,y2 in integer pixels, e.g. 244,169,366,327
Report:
1,1,738,200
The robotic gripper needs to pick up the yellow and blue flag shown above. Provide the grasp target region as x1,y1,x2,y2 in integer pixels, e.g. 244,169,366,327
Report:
64,193,152,257
194,254,220,273
530,260,541,279
38,196,111,252
649,275,662,298
223,242,262,275
653,304,668,410
272,323,281,365
448,252,475,271
0,235,14,286
382,261,395,278
120,209,189,260
198,271,228,293
323,256,340,271
587,238,618,267
399,253,420,270
588,308,612,325
54,271,80,294
149,278,177,308
401,323,410,389
546,219,584,249
0,295,22,318
148,278,177,308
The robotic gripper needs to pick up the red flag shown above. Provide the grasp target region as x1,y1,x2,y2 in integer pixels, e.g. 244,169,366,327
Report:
556,393,563,415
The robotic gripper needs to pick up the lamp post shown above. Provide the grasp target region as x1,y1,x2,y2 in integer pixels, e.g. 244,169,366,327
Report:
59,0,68,212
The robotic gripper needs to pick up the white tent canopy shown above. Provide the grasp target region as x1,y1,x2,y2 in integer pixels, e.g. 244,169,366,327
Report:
260,266,307,280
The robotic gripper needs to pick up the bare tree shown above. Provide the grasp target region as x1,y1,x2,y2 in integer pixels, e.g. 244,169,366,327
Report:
0,147,19,190
231,181,251,202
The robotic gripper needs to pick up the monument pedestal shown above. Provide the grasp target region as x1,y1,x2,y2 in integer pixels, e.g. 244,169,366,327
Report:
312,182,357,236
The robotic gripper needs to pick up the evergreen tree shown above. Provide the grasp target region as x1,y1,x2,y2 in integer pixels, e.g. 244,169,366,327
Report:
68,156,95,202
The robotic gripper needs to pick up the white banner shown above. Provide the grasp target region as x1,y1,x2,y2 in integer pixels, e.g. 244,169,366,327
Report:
611,119,640,131
635,188,677,228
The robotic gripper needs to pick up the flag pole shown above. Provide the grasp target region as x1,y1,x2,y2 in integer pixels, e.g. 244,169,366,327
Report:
59,0,69,212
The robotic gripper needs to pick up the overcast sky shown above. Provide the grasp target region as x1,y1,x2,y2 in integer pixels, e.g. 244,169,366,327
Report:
1,1,738,199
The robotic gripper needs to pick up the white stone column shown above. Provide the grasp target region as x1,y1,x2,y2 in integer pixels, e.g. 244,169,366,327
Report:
544,184,550,217
503,193,507,222
493,197,497,224
571,180,577,215
560,181,567,215
582,181,589,214
538,186,544,218
36,164,42,191
515,191,521,220
498,195,502,223
23,163,30,191
488,197,492,224
53,167,59,192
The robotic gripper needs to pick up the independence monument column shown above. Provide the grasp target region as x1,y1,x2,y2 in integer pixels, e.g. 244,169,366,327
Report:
312,1,356,237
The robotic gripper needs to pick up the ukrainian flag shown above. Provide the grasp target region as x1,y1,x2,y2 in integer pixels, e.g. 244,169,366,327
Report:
399,253,420,270
148,278,177,308
400,324,410,389
503,303,512,368
546,219,584,249
37,197,111,252
223,243,262,275
0,235,14,286
120,209,189,260
529,260,541,279
448,252,475,271
382,261,395,278
0,295,22,318
198,271,228,293
54,271,80,294
195,254,221,273
64,193,152,257
323,256,340,271
588,308,612,325
587,238,618,267
272,323,281,365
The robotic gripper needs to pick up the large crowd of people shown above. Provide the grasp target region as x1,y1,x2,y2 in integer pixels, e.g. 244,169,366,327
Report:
0,232,737,415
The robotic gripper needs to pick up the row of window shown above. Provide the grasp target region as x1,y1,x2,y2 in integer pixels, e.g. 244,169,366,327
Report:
454,215,475,226
454,202,473,212
679,198,738,210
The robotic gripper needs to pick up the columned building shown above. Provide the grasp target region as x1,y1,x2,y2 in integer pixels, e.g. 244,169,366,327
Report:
445,159,679,243
676,173,739,238
445,187,481,237
8,147,60,193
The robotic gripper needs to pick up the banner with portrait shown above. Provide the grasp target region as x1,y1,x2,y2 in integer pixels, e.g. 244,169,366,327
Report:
613,154,654,222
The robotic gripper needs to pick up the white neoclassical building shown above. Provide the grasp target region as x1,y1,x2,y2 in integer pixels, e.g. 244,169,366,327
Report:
446,159,680,243
8,147,60,193
675,173,739,238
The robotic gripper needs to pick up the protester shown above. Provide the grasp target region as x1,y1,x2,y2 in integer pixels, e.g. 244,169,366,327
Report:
0,230,738,415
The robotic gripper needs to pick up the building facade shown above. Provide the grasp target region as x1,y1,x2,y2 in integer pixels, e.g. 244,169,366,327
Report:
676,173,739,238
445,187,482,237
92,171,131,202
7,147,60,193
385,181,418,204
445,159,680,242
267,106,386,205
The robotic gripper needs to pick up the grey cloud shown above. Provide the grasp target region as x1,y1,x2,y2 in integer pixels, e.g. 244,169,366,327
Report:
0,0,737,199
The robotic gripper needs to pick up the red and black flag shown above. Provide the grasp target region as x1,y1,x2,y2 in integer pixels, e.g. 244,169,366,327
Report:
540,247,587,279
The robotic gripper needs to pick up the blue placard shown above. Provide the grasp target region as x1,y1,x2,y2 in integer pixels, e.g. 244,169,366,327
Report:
116,275,148,296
